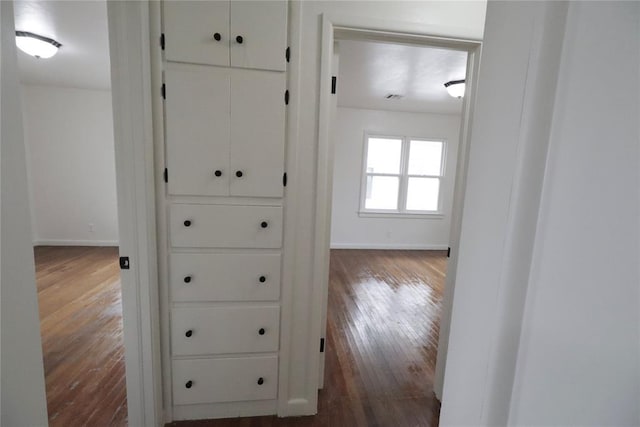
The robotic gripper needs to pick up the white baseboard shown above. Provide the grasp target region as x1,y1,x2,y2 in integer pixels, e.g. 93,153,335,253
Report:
330,243,448,250
33,239,119,247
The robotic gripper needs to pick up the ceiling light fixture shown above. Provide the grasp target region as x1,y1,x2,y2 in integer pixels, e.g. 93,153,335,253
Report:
444,79,465,98
15,31,61,59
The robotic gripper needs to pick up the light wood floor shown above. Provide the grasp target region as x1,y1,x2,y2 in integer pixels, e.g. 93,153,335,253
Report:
35,246,127,427
170,249,447,427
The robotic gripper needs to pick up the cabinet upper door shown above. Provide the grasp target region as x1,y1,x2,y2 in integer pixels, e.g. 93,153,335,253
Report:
165,66,230,196
230,69,286,198
163,0,230,66
230,1,287,71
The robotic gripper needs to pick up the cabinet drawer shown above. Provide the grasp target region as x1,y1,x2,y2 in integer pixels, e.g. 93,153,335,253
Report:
172,306,279,356
170,204,283,248
171,253,280,302
173,356,278,405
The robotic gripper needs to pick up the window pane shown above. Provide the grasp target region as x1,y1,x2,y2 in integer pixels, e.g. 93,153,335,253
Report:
408,140,443,176
365,175,399,210
406,177,440,211
366,138,402,174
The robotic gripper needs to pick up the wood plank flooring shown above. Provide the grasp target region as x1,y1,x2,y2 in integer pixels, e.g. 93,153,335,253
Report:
169,249,447,427
35,246,127,427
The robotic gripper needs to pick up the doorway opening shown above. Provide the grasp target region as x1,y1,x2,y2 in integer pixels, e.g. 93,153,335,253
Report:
314,25,481,425
14,1,127,425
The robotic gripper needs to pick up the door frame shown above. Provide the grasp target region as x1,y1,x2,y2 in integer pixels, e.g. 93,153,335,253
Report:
310,13,482,399
107,2,162,426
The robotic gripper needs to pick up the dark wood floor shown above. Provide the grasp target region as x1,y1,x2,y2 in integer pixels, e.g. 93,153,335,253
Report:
169,249,446,427
35,246,127,427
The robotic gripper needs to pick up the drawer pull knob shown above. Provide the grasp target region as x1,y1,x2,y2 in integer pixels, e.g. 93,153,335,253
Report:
185,329,193,338
213,32,221,41
261,221,268,228
236,35,244,44
259,328,265,335
184,275,192,283
185,380,193,389
259,275,266,283
214,170,222,177
257,377,264,385
184,220,192,227
236,170,243,178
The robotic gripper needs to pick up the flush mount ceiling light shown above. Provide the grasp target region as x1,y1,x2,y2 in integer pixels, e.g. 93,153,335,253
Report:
15,31,61,59
444,79,465,98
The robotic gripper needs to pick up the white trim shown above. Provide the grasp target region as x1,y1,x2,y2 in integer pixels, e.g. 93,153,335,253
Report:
311,13,482,416
357,212,444,219
433,45,482,402
107,2,162,426
277,0,305,417
330,243,448,250
33,239,119,247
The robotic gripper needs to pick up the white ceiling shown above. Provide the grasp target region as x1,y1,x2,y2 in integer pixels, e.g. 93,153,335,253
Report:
337,40,468,115
14,0,111,90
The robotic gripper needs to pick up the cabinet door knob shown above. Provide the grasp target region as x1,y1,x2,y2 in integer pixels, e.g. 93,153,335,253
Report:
236,35,244,44
214,170,222,177
184,275,192,283
261,221,268,228
259,275,266,283
185,329,193,338
185,380,193,389
257,377,264,385
259,328,265,335
213,32,222,41
184,220,192,227
235,170,243,178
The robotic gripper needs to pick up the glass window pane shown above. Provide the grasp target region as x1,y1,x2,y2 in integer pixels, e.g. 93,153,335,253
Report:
365,176,399,210
406,177,440,211
408,140,443,176
366,138,402,174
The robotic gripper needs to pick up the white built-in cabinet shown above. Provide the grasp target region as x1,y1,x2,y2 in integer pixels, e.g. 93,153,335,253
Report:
165,65,285,197
159,0,288,421
163,0,287,71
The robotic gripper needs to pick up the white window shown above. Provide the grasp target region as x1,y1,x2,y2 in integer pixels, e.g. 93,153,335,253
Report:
360,134,446,216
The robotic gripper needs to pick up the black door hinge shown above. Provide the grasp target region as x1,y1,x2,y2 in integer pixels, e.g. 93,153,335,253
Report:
161,83,166,100
164,168,168,183
284,90,289,105
331,76,337,94
320,338,325,353
283,172,287,187
160,33,165,50
285,46,290,63
119,256,130,270
447,247,451,258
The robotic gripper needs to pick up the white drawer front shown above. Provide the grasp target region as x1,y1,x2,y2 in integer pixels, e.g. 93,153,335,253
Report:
171,253,281,302
172,356,278,405
170,204,283,248
172,306,279,356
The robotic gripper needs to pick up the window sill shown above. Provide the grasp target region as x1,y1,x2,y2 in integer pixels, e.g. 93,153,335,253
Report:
358,211,444,219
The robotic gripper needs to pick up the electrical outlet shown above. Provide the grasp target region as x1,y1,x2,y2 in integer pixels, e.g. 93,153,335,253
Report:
88,223,94,233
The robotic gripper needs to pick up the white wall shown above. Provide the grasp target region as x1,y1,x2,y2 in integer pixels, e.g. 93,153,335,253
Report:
22,84,119,246
281,0,486,415
1,1,49,424
330,107,460,249
510,2,639,425
441,1,639,426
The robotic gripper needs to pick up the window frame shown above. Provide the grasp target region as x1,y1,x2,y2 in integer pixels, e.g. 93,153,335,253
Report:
359,132,447,218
